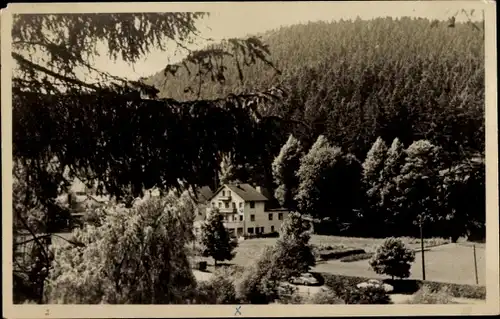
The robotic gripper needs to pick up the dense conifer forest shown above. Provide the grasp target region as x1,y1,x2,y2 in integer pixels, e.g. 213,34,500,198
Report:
143,18,485,236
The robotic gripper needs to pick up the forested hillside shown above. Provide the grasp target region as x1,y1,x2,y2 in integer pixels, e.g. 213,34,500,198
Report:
144,17,484,164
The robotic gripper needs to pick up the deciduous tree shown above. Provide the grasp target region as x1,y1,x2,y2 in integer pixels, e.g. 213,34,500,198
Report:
295,135,362,226
272,135,304,209
45,191,198,304
369,237,416,280
361,137,388,229
394,140,442,234
378,138,406,231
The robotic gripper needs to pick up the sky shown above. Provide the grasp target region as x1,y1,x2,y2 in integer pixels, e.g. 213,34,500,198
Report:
89,1,484,81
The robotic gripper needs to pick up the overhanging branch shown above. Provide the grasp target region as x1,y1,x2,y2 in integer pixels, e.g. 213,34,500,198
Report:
12,52,100,91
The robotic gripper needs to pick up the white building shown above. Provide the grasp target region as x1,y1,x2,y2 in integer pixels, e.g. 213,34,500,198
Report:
195,183,290,237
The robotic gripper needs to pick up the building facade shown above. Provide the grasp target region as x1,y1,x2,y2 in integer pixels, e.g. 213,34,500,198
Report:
195,183,289,237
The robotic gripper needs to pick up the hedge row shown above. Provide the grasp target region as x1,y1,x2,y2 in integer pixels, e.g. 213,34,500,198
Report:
318,248,366,260
339,252,374,263
321,273,486,300
243,232,280,239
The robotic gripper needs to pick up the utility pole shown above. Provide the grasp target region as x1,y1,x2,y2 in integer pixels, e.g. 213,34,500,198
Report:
419,214,426,281
473,244,479,285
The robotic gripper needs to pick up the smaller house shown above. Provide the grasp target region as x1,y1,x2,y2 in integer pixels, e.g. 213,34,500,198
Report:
194,183,290,237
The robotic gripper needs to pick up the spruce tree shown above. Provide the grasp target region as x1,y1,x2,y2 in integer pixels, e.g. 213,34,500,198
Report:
200,209,237,267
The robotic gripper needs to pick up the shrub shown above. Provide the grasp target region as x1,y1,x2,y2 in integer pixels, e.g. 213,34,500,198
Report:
323,273,369,296
236,247,280,304
238,213,317,304
306,288,344,304
322,273,391,304
406,286,453,304
423,281,486,300
196,268,239,304
276,284,303,304
343,286,392,304
369,237,416,279
340,252,374,262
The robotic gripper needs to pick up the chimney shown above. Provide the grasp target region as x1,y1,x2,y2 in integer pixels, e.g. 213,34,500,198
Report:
255,186,262,193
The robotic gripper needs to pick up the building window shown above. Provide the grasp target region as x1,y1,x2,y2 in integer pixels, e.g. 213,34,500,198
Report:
232,202,236,209
250,201,255,208
212,202,216,207
250,215,255,222
239,202,243,208
239,215,243,221
225,202,229,209
278,213,283,220
261,227,264,233
218,202,222,208
268,213,273,221
271,225,275,232
222,190,225,196
248,227,254,234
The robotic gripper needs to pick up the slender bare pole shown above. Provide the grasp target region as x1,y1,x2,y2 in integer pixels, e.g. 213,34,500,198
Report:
420,215,426,281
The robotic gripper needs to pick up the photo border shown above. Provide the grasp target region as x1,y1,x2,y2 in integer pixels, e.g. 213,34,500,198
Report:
2,1,498,317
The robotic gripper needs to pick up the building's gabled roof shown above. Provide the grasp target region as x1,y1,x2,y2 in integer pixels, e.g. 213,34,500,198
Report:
196,186,214,203
209,183,269,202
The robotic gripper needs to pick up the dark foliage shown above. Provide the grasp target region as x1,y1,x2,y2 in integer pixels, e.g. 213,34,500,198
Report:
343,286,392,304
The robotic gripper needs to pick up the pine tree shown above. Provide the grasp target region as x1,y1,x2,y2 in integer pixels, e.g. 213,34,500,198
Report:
200,209,237,267
272,135,304,209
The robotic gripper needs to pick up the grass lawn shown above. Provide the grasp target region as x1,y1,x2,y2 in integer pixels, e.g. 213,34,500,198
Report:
225,235,451,267
192,235,484,287
314,243,486,286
